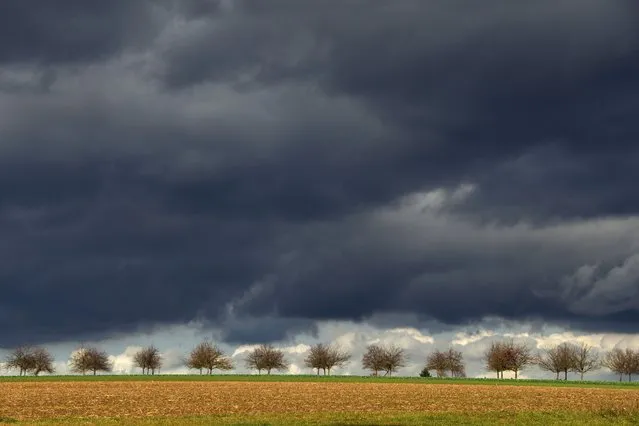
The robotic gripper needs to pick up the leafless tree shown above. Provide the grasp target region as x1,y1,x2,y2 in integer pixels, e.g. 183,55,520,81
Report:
69,346,112,375
426,349,465,378
570,343,600,380
503,339,533,379
305,344,325,375
245,344,287,375
484,341,508,379
133,346,163,375
603,348,627,382
426,350,449,378
5,346,54,376
536,343,575,380
186,341,233,375
445,348,466,377
304,343,351,375
362,344,406,377
325,344,351,375
31,347,55,376
381,344,406,376
5,346,36,376
624,348,639,382
362,344,386,376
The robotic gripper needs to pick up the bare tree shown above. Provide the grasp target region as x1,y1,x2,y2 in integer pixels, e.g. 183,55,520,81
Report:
5,346,36,376
5,346,54,376
503,339,533,379
245,344,287,375
603,348,626,382
305,343,329,375
381,344,406,377
304,343,351,376
325,344,351,376
536,343,575,380
69,346,111,375
186,341,233,375
426,350,449,378
570,343,600,380
445,348,466,378
362,345,386,376
624,348,639,382
426,349,465,378
362,344,406,377
133,346,163,375
31,347,55,376
484,342,508,379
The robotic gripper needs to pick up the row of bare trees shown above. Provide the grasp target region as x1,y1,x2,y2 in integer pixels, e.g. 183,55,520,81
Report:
483,339,639,382
5,340,639,381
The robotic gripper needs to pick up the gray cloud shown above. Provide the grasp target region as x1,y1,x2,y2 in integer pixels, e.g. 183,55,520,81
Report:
1,1,639,347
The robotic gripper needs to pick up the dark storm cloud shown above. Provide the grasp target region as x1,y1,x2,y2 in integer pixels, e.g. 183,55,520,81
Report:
1,0,639,347
158,0,639,220
0,0,165,64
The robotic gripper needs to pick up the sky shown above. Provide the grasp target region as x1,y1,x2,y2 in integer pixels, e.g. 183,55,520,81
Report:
1,0,639,379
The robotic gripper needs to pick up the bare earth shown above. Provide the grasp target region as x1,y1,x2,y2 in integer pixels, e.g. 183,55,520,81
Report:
1,382,638,421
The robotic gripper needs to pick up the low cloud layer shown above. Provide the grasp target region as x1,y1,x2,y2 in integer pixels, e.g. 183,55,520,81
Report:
1,1,639,347
2,320,638,381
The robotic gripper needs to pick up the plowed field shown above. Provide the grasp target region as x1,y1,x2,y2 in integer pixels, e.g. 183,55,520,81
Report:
1,381,638,421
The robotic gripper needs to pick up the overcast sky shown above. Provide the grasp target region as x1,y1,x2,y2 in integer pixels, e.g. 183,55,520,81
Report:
1,0,639,378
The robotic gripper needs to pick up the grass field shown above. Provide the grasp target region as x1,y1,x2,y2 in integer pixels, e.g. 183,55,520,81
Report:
1,376,639,425
2,374,638,389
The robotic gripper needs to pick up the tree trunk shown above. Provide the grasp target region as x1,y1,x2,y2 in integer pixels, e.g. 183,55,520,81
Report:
555,372,559,380
515,370,518,379
564,370,568,381
581,372,584,380
93,369,97,376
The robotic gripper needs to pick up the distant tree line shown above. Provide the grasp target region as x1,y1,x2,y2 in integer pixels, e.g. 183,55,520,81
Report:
3,339,639,382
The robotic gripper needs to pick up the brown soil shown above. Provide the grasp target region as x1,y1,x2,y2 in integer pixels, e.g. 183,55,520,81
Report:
1,382,638,420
